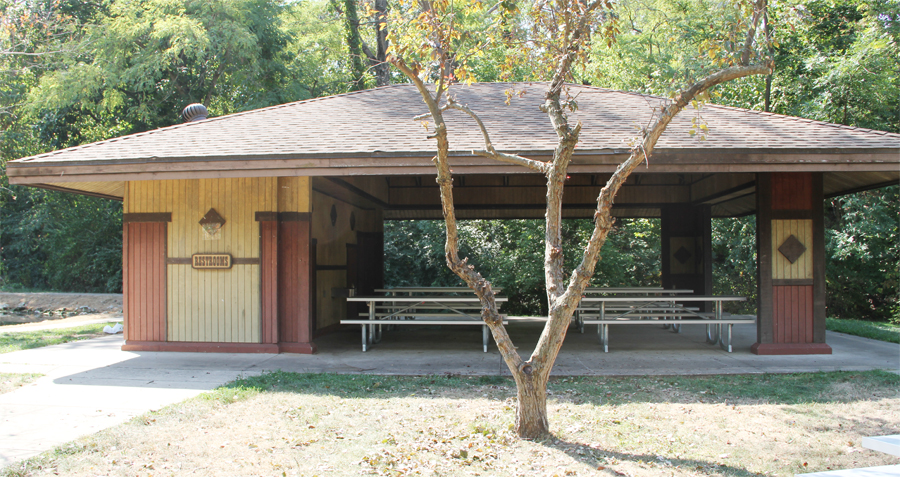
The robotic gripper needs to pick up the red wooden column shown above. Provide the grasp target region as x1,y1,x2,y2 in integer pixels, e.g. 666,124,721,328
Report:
660,204,713,308
122,213,170,344
257,213,279,344
277,212,317,354
753,172,831,355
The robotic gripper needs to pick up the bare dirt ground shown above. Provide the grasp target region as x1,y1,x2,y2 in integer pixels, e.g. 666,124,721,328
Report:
0,292,123,330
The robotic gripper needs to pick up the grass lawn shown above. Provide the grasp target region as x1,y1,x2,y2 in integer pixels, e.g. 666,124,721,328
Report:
3,370,898,477
0,324,111,354
0,373,42,395
827,317,900,344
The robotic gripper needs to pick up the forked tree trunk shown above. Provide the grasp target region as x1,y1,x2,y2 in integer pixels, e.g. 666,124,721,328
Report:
513,372,549,437
388,0,772,440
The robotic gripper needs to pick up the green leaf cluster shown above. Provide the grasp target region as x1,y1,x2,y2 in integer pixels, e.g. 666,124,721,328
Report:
1,0,355,292
825,186,900,323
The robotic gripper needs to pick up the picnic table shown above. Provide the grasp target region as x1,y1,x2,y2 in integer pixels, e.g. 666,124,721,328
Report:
374,287,503,295
579,295,752,352
344,294,508,352
573,288,695,333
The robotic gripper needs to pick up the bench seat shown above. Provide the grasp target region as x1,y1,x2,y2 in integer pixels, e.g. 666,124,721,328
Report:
583,315,756,352
341,317,509,352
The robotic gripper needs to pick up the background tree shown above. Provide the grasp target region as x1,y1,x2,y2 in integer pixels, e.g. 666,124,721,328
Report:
580,0,898,321
331,0,392,89
1,0,352,292
388,0,773,437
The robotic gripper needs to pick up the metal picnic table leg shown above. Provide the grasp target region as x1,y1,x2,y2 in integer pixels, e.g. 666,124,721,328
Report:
601,324,609,352
361,324,368,352
368,300,378,347
706,323,719,344
720,323,733,353
706,300,720,344
483,325,489,353
715,300,723,349
597,302,609,352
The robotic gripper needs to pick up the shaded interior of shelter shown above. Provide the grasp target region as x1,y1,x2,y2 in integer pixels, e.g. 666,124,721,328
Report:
308,170,892,353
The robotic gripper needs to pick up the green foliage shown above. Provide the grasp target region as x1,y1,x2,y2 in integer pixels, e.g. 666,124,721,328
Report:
1,0,350,293
385,218,660,316
586,0,770,94
826,317,900,343
26,0,295,129
0,323,111,354
1,188,123,292
712,216,758,314
765,0,899,132
825,186,900,323
283,0,355,98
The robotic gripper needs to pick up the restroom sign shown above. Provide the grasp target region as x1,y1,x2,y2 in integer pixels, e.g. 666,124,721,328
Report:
192,254,232,269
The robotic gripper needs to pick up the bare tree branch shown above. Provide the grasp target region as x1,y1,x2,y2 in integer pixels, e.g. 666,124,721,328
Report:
444,99,552,173
558,61,774,314
390,53,527,379
741,0,768,66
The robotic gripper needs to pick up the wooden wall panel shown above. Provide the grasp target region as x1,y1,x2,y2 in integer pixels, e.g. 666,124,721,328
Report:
771,219,813,280
772,286,814,343
123,221,166,342
771,172,813,210
127,178,276,343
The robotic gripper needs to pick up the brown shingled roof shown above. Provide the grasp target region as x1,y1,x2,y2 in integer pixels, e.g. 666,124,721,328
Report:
8,82,899,191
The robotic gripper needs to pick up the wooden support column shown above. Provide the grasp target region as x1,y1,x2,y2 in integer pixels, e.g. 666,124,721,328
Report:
258,213,279,344
661,204,712,309
122,213,170,344
277,212,317,354
752,172,831,355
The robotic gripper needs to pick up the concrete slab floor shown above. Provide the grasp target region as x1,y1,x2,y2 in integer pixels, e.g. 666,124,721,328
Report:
0,322,897,467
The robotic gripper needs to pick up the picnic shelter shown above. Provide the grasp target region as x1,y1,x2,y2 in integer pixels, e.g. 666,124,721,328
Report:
7,83,899,355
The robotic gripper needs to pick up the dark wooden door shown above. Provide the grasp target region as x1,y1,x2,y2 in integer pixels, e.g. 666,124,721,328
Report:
346,243,358,320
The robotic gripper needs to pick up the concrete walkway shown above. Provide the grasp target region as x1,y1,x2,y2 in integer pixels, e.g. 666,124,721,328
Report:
0,322,897,467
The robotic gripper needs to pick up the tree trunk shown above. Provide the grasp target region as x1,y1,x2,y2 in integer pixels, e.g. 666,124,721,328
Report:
514,372,549,437
335,0,366,91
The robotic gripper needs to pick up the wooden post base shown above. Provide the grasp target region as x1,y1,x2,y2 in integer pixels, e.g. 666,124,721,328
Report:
751,342,832,355
278,342,318,354
122,341,317,354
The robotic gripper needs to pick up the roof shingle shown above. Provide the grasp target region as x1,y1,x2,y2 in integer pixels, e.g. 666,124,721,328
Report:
13,82,899,167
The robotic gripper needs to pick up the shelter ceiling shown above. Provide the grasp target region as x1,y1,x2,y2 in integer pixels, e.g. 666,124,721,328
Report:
333,171,895,220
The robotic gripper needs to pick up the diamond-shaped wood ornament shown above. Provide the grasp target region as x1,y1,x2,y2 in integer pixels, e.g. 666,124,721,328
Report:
778,234,807,264
673,246,693,265
199,208,225,236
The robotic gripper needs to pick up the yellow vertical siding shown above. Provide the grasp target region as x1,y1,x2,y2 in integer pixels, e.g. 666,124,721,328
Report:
126,178,275,343
278,176,311,212
771,219,814,280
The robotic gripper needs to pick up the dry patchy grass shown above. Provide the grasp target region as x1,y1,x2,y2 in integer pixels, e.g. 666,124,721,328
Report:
0,373,42,395
3,372,898,477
